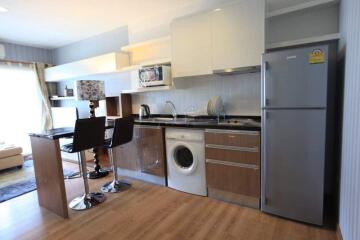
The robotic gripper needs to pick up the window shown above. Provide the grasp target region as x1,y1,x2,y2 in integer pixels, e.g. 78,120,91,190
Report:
0,63,42,154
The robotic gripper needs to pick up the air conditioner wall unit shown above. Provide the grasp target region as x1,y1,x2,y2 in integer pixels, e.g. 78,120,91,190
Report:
0,44,5,59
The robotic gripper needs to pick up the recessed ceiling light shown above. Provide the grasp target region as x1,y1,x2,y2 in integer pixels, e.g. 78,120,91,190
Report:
0,6,8,13
214,8,222,12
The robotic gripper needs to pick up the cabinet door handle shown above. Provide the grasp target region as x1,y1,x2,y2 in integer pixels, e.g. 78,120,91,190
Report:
206,159,259,170
206,144,259,152
205,129,260,135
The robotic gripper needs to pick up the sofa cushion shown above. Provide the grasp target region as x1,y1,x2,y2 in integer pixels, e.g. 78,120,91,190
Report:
0,154,24,170
0,146,23,159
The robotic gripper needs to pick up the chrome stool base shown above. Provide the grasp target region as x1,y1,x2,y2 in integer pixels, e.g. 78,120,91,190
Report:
69,192,106,211
101,180,131,193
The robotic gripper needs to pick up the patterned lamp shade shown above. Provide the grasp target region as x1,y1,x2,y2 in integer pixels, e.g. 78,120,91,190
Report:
75,80,106,101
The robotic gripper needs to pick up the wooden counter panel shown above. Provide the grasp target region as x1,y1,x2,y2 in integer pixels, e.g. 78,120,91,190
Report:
30,136,68,218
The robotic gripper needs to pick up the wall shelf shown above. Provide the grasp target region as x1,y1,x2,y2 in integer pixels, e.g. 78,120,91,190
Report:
121,36,171,53
121,36,172,67
122,85,174,94
140,58,171,67
266,0,339,19
45,52,130,82
266,33,341,50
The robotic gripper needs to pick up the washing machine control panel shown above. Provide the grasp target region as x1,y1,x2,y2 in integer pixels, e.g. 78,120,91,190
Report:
166,129,204,142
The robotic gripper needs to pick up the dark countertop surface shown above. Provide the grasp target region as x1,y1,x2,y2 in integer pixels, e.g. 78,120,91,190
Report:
29,125,113,140
30,115,261,140
132,115,261,131
29,127,75,140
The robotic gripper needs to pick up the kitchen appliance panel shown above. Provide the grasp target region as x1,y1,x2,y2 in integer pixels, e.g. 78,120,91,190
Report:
262,45,329,109
138,65,171,87
261,109,326,225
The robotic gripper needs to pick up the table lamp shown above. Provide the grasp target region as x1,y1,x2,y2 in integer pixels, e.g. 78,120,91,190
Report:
75,80,108,179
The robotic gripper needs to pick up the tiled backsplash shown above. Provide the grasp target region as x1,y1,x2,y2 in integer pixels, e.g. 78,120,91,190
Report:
132,73,261,116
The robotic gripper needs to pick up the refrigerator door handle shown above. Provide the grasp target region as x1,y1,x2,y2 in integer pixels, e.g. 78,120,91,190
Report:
261,110,268,206
262,60,269,108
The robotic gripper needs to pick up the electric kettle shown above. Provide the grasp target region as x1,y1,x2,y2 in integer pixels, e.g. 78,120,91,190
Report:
139,104,151,119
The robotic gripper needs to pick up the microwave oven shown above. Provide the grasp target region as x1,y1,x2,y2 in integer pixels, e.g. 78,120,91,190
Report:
138,65,171,87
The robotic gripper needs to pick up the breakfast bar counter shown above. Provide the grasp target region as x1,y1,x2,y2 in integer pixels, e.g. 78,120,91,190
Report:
29,125,113,218
29,128,74,218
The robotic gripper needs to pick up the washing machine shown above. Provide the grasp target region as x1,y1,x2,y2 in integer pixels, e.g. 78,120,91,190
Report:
166,128,207,196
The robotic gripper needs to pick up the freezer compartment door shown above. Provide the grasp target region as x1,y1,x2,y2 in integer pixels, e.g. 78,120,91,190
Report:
262,45,328,108
261,109,326,225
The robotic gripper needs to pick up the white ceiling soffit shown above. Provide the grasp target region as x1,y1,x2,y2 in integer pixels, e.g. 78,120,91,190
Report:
0,0,229,49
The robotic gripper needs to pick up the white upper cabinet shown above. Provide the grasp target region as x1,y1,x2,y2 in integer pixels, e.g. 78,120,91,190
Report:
171,12,212,78
211,0,265,71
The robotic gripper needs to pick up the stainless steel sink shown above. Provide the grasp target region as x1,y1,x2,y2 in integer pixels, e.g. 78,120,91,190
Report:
137,117,184,124
218,118,261,127
187,119,218,124
137,117,219,125
152,117,176,122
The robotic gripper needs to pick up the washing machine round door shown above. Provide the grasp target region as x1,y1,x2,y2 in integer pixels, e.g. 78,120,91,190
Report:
172,144,197,175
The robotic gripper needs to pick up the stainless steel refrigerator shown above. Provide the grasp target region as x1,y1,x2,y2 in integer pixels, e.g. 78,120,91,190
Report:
261,44,337,225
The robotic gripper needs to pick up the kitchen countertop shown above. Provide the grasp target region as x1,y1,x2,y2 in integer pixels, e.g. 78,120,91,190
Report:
132,115,261,131
30,115,261,140
29,125,113,140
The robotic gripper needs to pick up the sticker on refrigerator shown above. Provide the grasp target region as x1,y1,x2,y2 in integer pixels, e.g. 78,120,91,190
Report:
309,49,325,64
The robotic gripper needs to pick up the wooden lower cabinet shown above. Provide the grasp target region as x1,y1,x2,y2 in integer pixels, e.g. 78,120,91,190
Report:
115,125,166,178
137,126,166,177
206,160,260,198
205,129,260,209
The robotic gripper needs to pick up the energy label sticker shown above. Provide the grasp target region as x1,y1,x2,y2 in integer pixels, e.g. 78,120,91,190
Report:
309,49,325,64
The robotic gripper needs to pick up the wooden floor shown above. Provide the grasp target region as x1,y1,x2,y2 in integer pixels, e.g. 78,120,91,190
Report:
0,161,80,189
0,172,337,240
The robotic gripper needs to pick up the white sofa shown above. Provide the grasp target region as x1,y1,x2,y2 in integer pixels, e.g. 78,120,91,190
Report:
0,142,24,171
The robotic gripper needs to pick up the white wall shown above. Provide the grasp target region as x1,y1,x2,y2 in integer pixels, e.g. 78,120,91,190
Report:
338,0,360,239
132,73,261,116
52,26,129,65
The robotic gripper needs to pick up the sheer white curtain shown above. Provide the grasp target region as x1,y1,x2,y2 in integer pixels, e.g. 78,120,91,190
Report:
0,63,42,154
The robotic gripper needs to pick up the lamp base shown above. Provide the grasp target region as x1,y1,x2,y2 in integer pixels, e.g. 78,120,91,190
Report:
88,169,109,179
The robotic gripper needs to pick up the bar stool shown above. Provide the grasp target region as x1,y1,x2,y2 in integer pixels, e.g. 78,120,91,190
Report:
101,116,134,193
61,116,106,210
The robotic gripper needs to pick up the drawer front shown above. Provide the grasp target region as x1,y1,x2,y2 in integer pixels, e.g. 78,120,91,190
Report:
205,147,260,165
206,159,260,198
205,130,260,148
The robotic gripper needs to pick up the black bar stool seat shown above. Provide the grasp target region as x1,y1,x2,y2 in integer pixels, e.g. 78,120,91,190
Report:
101,117,134,193
61,117,107,210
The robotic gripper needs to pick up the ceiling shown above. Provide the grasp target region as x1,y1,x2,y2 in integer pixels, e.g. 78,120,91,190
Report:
0,0,308,49
0,0,228,49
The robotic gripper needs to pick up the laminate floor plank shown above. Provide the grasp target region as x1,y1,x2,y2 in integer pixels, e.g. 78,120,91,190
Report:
0,170,337,240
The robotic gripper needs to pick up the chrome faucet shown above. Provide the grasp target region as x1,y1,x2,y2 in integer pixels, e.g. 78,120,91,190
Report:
165,101,177,120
